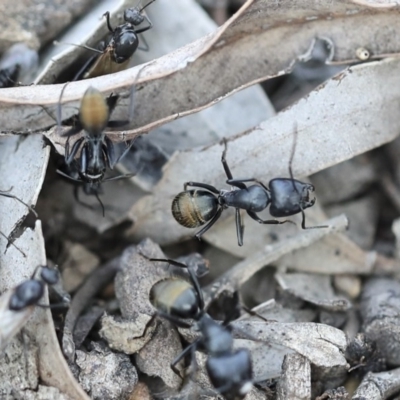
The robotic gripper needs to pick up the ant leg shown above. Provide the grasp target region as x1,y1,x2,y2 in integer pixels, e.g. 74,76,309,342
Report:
80,144,88,174
135,13,153,34
156,311,193,329
184,181,219,194
104,137,116,169
299,207,328,229
137,33,150,51
103,12,114,33
65,137,85,165
194,207,224,239
73,55,97,81
0,192,38,218
247,210,296,226
73,185,95,211
220,139,247,190
227,178,270,192
235,209,244,246
170,339,200,380
114,139,136,165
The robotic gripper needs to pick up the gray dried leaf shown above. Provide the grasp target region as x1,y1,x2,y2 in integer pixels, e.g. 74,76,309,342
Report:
231,320,348,384
274,272,352,312
135,319,183,391
325,194,379,250
361,278,400,366
202,215,348,303
247,299,317,323
2,0,400,134
276,353,311,400
76,341,138,400
127,59,400,245
101,240,182,359
352,368,400,400
100,313,156,354
0,133,87,398
310,154,378,205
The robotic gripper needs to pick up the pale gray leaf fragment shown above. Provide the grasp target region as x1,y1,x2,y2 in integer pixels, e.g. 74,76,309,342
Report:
127,59,400,245
202,215,348,304
135,319,183,390
76,341,138,400
352,368,400,400
274,272,352,312
276,353,311,400
231,320,348,386
360,278,400,366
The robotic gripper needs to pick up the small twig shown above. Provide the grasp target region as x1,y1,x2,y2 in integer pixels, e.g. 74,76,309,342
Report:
62,257,121,361
203,214,348,306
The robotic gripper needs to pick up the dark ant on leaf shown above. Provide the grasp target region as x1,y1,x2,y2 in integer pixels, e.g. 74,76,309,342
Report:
0,266,60,352
146,256,254,400
172,128,328,246
56,84,136,216
73,0,155,80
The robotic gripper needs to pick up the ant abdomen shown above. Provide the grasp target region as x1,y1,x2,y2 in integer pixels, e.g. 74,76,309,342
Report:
150,279,200,319
172,190,219,228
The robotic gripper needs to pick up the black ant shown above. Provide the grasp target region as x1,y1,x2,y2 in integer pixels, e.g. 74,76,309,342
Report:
73,0,155,80
56,84,136,215
172,131,327,246
148,256,253,400
0,266,60,351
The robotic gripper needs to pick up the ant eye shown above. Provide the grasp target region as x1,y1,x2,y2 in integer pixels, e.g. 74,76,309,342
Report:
114,32,138,63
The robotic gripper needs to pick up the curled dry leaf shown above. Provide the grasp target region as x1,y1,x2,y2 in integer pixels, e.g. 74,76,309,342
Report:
127,58,400,245
1,0,400,135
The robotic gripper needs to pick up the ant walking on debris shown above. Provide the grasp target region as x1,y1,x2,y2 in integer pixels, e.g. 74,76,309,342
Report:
172,128,327,246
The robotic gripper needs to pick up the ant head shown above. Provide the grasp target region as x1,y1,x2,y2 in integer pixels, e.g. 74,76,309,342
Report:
80,87,109,136
40,267,59,285
124,7,145,26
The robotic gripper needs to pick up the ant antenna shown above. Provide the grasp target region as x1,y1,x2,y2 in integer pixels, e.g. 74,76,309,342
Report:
140,0,156,12
57,82,71,133
0,231,26,257
0,189,38,218
288,123,298,183
53,41,104,55
289,124,328,230
94,191,105,217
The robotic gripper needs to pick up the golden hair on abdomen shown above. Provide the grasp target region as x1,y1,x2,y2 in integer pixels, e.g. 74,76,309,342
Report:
80,86,109,135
